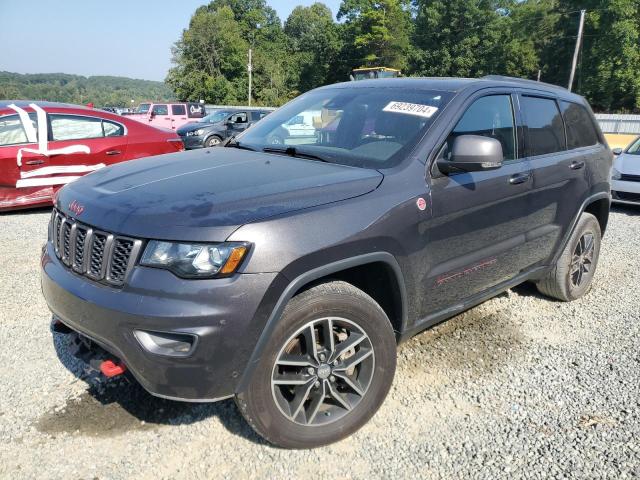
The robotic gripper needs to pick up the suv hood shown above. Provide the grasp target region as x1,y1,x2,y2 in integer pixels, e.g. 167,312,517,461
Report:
57,148,383,241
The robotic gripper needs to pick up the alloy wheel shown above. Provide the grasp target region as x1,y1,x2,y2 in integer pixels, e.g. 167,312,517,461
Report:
271,317,375,427
570,232,595,288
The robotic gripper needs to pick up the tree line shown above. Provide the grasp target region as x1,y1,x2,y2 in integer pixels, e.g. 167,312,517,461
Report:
0,71,174,107
167,0,640,112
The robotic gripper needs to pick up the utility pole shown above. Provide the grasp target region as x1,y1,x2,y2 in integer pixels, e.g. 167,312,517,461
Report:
248,48,252,106
568,9,586,92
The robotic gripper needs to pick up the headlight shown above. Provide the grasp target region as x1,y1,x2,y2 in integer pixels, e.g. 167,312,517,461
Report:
140,241,249,278
187,129,205,136
611,167,622,180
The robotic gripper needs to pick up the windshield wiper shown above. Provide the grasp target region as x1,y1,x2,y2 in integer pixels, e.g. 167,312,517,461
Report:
223,136,256,151
262,146,331,163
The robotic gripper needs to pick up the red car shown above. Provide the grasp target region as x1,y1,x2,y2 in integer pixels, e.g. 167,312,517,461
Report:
0,101,184,211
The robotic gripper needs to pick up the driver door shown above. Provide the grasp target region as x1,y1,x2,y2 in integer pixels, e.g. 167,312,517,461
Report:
227,112,249,136
421,93,533,314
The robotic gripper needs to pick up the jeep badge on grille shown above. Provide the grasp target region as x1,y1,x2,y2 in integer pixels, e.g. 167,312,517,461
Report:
68,200,84,216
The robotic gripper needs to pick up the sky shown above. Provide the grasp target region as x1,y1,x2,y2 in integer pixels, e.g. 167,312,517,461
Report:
0,0,341,82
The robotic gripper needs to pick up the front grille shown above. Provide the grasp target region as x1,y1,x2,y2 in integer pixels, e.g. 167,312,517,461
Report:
620,173,640,182
612,191,640,203
51,208,142,286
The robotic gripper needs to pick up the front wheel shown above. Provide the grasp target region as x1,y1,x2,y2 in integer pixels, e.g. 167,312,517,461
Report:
205,135,222,147
536,212,602,301
235,281,397,448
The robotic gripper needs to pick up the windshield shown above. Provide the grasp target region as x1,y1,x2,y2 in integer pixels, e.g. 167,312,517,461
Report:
136,103,151,114
201,110,232,124
626,136,640,154
235,87,452,169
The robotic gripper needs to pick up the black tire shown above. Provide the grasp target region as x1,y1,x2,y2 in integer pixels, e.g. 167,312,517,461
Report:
536,212,601,301
205,135,222,147
235,281,397,449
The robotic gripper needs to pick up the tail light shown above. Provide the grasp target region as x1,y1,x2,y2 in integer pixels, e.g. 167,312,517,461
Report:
167,138,185,152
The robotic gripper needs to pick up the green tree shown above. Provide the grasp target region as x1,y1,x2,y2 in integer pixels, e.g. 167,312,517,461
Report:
166,5,248,104
338,0,412,71
285,3,342,92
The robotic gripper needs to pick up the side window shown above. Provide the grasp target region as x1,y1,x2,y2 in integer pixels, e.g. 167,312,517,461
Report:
50,115,103,141
103,120,125,137
560,101,599,149
0,114,37,146
171,104,186,116
152,104,168,116
447,95,516,160
521,96,566,156
231,113,248,124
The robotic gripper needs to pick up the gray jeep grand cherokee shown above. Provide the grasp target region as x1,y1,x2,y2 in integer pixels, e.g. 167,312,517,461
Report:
42,76,612,448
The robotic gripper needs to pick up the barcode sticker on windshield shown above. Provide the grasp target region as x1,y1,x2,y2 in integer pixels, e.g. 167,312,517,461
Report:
383,102,439,118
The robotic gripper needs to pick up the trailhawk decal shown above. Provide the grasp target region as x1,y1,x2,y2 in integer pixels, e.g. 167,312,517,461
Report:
8,103,103,188
436,258,498,287
383,101,439,119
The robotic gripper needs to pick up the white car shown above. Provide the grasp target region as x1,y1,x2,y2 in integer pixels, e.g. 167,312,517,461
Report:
612,136,640,205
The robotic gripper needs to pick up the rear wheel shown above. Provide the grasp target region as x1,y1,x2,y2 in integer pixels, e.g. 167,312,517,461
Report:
536,212,601,301
235,281,396,448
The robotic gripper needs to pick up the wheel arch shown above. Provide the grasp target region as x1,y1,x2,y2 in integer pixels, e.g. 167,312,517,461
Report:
550,192,610,267
236,252,407,393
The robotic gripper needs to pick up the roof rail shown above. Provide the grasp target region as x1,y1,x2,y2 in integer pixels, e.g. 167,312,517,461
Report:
482,75,567,91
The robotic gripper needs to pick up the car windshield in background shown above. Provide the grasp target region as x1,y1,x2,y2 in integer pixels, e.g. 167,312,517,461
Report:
201,111,232,123
136,103,151,114
236,88,453,169
626,137,640,155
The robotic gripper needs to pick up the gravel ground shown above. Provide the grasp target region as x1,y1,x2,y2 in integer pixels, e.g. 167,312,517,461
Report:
1,206,639,480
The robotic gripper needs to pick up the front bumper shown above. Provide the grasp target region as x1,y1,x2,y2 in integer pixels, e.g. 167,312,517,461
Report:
179,134,205,150
611,179,640,204
41,241,280,401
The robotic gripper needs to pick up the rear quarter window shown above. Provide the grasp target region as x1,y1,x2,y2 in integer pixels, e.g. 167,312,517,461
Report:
521,96,566,156
560,101,599,149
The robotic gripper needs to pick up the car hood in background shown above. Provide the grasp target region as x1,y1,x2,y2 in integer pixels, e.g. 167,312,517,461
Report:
614,153,640,175
57,148,383,241
177,121,222,135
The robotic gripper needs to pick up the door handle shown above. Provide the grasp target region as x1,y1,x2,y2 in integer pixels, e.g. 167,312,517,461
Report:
509,172,531,185
106,150,121,156
25,159,45,166
570,160,585,170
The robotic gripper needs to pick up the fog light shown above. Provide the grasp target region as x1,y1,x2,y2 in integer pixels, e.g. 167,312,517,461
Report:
134,330,197,357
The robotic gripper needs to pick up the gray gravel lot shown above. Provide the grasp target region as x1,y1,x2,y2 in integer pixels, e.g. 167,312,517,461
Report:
1,206,639,479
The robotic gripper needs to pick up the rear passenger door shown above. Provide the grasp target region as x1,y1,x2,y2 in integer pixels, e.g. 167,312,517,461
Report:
425,92,533,313
517,92,592,266
170,104,187,130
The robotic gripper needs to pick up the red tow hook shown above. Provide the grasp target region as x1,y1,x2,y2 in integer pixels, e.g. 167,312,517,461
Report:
100,360,127,378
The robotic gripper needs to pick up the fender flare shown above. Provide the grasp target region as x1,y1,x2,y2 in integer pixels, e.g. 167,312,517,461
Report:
236,252,407,393
550,191,610,266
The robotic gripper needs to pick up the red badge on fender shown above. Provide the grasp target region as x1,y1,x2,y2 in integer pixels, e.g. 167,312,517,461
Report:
416,197,427,211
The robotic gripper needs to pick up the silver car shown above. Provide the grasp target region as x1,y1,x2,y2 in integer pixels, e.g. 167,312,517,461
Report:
612,137,640,205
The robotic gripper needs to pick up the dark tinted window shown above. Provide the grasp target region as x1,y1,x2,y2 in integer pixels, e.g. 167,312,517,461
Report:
171,104,186,116
560,101,599,149
447,95,516,160
521,96,566,156
152,104,168,115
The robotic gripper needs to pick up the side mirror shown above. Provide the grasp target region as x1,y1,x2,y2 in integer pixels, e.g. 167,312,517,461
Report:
612,147,623,156
437,135,504,174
